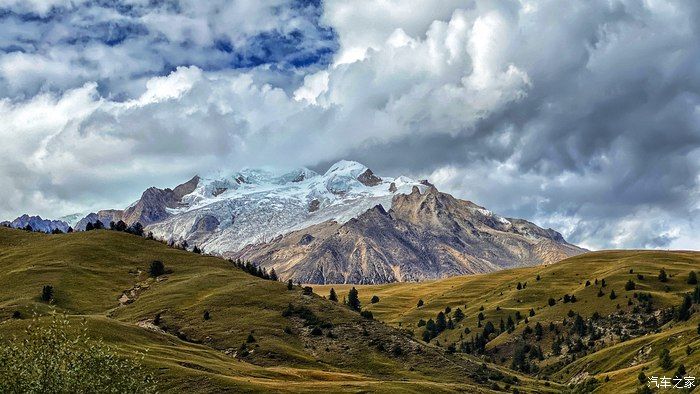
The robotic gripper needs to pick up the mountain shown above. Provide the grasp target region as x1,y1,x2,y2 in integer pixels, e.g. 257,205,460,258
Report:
59,160,583,284
0,227,554,392
233,185,585,284
0,214,70,233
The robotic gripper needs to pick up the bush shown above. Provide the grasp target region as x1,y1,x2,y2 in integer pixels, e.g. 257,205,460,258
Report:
41,285,53,302
0,315,156,393
417,299,424,307
148,260,165,277
371,295,380,304
625,280,635,291
688,271,698,285
658,269,668,283
360,310,374,320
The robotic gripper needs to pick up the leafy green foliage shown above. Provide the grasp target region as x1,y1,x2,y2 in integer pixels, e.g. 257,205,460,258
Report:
0,315,155,393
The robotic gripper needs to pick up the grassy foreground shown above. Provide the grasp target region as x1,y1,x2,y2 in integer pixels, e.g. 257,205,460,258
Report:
0,227,552,393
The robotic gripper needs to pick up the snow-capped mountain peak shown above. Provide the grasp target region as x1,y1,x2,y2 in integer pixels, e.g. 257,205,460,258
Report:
145,160,425,253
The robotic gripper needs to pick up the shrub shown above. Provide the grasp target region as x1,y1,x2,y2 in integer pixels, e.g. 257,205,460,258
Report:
360,310,374,320
625,280,635,291
203,310,210,320
548,298,556,306
417,299,424,308
371,295,380,304
0,315,155,393
148,260,165,277
287,279,293,290
302,286,313,296
658,269,668,283
688,271,698,285
41,285,54,302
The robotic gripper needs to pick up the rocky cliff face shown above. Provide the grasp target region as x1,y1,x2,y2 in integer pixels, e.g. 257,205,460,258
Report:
74,176,200,230
232,186,585,284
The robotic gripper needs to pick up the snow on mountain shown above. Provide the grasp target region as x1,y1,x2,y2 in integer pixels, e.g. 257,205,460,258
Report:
1,214,70,233
146,160,427,254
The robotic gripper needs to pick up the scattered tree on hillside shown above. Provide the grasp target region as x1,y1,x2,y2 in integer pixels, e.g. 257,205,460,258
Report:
41,285,53,302
659,348,673,370
688,271,698,285
676,294,692,321
658,269,668,283
516,282,522,290
287,280,293,290
417,299,424,308
674,364,686,380
347,287,361,311
203,310,210,320
149,260,165,277
453,308,465,322
329,288,338,302
625,279,636,291
609,290,617,300
85,222,94,231
536,274,541,281
548,297,556,306
371,295,380,304
597,289,605,297
192,245,202,254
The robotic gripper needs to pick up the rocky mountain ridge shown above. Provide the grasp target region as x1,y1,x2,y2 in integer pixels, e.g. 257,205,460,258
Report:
2,160,585,284
232,185,585,284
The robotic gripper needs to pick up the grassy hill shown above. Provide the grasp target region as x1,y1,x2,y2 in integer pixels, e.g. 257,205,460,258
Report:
0,227,554,393
315,250,700,393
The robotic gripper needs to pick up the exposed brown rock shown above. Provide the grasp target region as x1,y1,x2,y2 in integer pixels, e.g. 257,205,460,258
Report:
233,187,585,284
357,169,382,186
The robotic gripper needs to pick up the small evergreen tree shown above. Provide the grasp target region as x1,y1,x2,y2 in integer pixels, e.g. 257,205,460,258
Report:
371,295,380,304
625,279,635,291
417,299,424,307
203,310,210,320
347,287,361,311
675,294,692,321
609,290,617,300
548,297,556,306
658,269,668,282
41,285,53,302
329,288,338,302
287,279,293,290
269,268,278,281
148,260,165,277
638,371,647,384
453,308,465,322
688,271,698,285
658,348,673,370
192,245,202,254
85,222,94,231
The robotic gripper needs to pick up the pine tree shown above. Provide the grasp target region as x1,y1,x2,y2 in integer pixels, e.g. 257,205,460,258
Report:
688,271,698,285
453,308,465,322
192,245,202,254
417,299,424,307
548,297,556,306
85,222,94,231
625,279,635,291
436,312,447,333
659,348,673,370
329,288,338,302
149,260,165,277
287,279,293,290
609,290,617,300
347,287,361,311
269,268,278,281
41,285,54,302
676,294,692,321
658,269,668,283
534,322,543,340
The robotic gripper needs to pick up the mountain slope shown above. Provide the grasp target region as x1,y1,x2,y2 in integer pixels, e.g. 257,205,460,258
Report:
234,186,584,284
315,250,700,393
0,227,556,393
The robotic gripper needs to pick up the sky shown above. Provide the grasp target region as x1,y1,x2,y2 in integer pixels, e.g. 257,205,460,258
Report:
0,0,699,251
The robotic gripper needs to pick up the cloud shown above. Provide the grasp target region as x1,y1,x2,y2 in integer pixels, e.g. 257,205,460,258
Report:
0,0,699,250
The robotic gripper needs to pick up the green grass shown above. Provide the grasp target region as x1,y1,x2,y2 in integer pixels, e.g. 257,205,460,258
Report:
0,228,548,393
314,250,700,393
